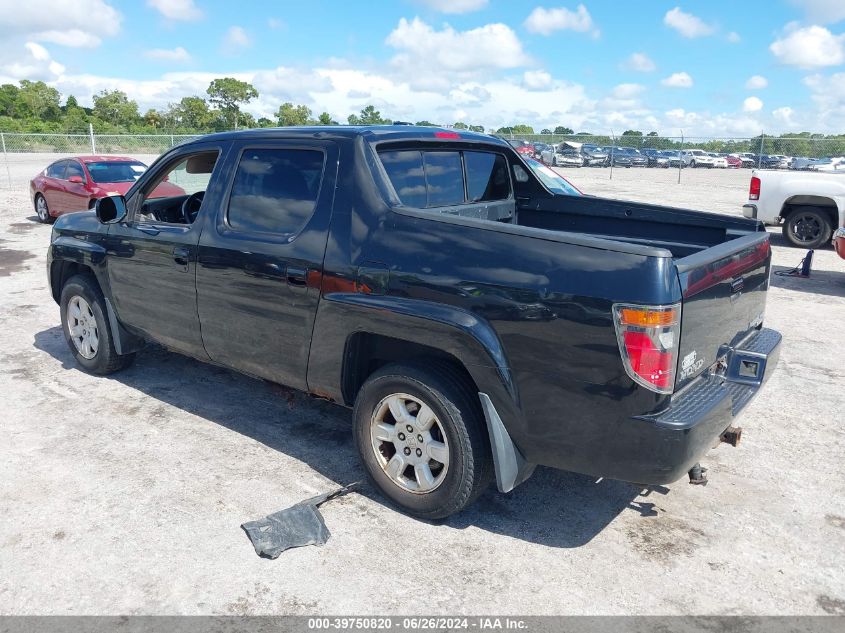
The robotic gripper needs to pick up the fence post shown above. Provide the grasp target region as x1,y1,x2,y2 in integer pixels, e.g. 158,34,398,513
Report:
758,132,764,169
88,123,96,154
609,129,615,181
170,134,174,148
1,132,10,189
678,130,684,184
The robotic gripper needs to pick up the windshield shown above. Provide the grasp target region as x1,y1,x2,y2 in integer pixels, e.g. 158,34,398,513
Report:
525,158,582,196
86,161,147,183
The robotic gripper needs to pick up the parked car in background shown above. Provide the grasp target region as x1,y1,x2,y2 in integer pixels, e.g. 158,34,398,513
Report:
761,155,791,170
30,156,186,223
641,148,670,168
541,142,584,167
532,143,551,160
663,150,684,168
507,139,534,157
609,147,647,167
790,157,819,171
813,157,845,172
46,125,781,518
682,150,719,168
735,153,758,168
581,143,609,166
723,155,743,168
708,153,728,168
743,169,845,248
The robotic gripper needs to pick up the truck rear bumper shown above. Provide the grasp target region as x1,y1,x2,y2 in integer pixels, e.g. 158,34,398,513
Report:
591,327,781,485
742,204,757,219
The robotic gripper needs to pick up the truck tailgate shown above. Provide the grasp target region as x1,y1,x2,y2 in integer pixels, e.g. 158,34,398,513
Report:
674,232,771,389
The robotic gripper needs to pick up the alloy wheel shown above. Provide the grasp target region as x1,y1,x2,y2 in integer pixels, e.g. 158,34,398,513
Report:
369,393,449,494
67,295,99,359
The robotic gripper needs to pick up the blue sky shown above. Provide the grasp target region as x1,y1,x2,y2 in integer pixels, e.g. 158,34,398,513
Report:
1,0,844,135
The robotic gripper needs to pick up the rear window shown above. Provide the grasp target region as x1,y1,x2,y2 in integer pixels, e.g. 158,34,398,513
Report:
380,149,511,208
87,161,147,183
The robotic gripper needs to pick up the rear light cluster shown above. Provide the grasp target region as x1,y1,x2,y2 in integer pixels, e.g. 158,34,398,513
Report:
612,303,681,394
749,176,761,200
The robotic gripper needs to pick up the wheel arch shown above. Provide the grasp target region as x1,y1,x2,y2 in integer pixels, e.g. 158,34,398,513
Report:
781,196,839,230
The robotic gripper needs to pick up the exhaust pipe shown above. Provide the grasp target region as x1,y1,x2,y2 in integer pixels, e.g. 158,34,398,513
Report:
720,426,742,447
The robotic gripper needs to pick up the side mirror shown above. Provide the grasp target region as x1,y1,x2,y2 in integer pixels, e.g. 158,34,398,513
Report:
68,175,85,184
95,195,127,224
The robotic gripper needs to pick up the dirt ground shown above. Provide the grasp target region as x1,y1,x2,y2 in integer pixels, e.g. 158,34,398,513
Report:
1,156,844,615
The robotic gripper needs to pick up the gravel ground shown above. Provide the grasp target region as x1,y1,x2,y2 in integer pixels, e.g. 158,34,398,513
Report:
1,155,844,616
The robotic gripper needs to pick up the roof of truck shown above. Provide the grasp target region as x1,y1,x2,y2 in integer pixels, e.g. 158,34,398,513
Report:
187,125,506,146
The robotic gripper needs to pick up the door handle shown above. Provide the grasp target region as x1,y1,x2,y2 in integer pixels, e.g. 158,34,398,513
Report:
173,246,191,266
286,266,308,288
137,226,160,236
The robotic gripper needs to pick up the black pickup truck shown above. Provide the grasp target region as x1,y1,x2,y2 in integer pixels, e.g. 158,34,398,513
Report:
47,126,781,518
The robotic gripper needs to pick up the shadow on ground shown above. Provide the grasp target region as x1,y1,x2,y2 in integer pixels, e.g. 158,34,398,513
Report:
34,325,649,548
770,265,845,298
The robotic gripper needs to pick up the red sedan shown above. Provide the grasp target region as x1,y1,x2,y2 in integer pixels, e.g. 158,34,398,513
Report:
30,155,185,223
724,154,743,168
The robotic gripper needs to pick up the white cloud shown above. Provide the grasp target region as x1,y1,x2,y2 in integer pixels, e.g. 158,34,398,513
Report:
745,75,768,89
144,47,191,63
417,0,488,14
661,72,693,88
742,96,763,112
524,5,597,36
385,17,529,89
268,18,283,29
0,41,64,82
0,0,121,48
146,0,202,21
790,0,845,25
804,72,845,131
772,107,794,125
727,31,741,43
522,70,552,90
663,7,715,38
770,24,845,68
612,83,644,99
223,26,252,53
621,52,655,72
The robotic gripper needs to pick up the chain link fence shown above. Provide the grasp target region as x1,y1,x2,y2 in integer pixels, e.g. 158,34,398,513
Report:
2,131,845,190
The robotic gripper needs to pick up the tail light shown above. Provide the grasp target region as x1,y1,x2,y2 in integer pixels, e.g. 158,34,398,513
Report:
612,303,681,394
749,176,760,200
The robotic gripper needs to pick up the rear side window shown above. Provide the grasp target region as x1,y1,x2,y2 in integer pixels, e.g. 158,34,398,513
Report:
46,161,67,179
465,152,509,202
380,149,511,208
227,148,324,236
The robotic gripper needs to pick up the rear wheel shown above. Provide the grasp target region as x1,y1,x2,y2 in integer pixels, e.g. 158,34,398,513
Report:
353,362,492,519
35,194,53,224
60,274,135,374
782,208,833,249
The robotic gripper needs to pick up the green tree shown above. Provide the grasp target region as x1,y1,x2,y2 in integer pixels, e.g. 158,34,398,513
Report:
540,128,552,134
257,117,275,128
469,124,484,133
348,104,390,125
16,80,61,121
92,90,139,128
144,109,162,129
0,84,19,117
554,126,573,135
317,112,338,125
276,102,311,126
621,130,643,136
64,95,79,110
170,96,211,130
453,121,469,130
206,77,259,129
415,120,436,126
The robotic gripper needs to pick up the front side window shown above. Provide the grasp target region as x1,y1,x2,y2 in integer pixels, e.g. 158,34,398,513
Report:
65,161,85,180
227,148,324,236
380,149,511,208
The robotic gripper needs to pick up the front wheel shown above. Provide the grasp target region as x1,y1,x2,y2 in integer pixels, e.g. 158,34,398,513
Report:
783,208,832,249
60,274,135,374
353,362,493,519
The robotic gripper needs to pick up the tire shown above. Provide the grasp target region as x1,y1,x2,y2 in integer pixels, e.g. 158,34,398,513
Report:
353,362,493,519
60,274,135,374
782,207,833,249
690,160,696,168
35,194,53,224
552,156,558,167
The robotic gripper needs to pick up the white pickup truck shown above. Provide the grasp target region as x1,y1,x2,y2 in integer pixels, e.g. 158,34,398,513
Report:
743,169,845,249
